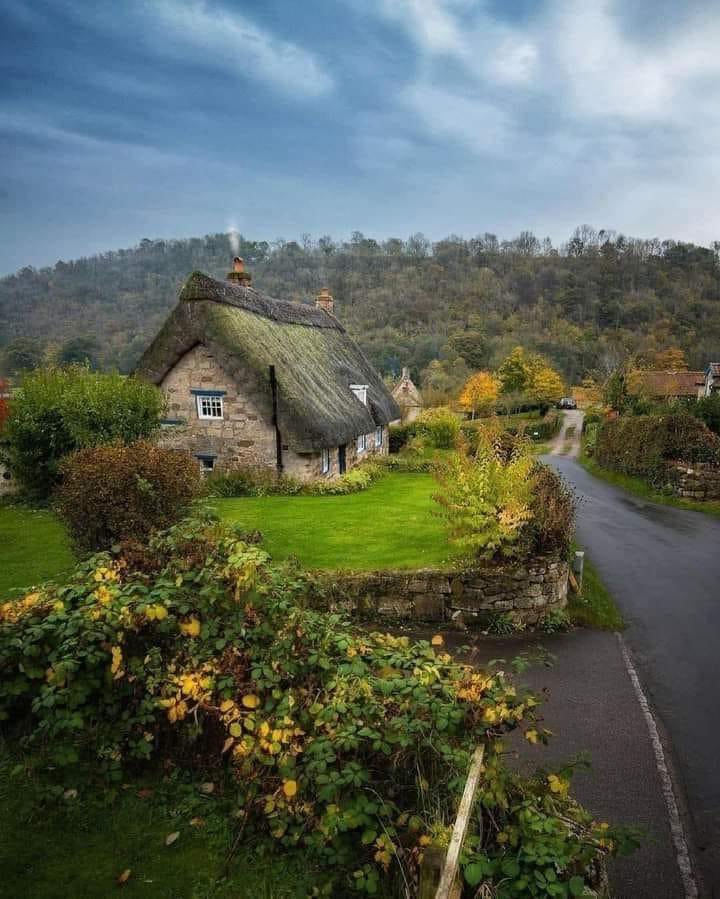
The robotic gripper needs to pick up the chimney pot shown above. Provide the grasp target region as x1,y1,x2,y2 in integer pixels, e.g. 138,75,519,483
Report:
227,256,252,286
316,287,334,314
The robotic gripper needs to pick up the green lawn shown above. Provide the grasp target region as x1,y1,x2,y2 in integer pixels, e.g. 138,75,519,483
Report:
0,503,75,599
578,449,720,519
568,554,624,631
214,472,457,571
0,746,318,899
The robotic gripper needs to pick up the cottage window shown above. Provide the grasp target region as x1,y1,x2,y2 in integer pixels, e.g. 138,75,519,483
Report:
357,433,367,453
375,426,383,447
321,448,331,474
195,394,224,420
195,454,216,473
350,384,369,406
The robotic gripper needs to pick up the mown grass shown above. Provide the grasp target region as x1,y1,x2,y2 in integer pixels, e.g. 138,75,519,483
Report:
578,449,720,518
0,502,75,599
0,745,318,899
567,553,624,631
214,472,458,571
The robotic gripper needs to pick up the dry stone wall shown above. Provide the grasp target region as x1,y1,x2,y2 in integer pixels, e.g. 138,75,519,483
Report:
668,461,720,500
323,555,568,626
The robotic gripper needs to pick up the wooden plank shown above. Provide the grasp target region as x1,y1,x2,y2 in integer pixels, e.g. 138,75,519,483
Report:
435,745,485,899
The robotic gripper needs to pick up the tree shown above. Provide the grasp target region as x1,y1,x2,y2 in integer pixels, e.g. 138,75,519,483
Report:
5,366,165,496
2,338,45,375
528,364,564,405
646,347,688,371
459,371,500,419
57,336,101,368
497,347,534,394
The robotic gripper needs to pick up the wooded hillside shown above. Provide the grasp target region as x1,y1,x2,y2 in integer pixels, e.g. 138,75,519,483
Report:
2,227,719,391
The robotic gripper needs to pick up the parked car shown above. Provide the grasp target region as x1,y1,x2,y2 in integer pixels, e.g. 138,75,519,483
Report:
558,397,577,409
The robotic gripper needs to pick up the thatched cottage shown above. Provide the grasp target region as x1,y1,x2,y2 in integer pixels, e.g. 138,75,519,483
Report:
135,259,399,480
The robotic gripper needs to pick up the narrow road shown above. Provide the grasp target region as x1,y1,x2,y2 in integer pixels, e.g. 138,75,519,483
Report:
549,443,720,897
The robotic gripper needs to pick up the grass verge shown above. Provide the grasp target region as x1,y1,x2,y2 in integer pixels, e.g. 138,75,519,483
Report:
0,743,319,899
213,472,458,571
0,502,75,599
578,449,720,518
568,553,624,631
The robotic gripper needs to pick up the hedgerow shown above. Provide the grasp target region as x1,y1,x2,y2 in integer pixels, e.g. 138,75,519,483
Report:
0,513,634,896
595,412,720,485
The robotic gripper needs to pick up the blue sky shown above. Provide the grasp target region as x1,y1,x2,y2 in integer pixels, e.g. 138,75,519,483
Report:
3,0,720,274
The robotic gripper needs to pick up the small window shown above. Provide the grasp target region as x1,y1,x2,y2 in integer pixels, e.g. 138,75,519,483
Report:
375,426,383,447
195,455,216,473
357,433,367,453
321,448,331,474
196,394,224,420
350,384,369,406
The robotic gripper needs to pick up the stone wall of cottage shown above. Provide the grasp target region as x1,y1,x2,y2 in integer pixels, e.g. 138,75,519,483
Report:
668,461,720,500
320,555,568,626
0,450,17,497
158,344,389,480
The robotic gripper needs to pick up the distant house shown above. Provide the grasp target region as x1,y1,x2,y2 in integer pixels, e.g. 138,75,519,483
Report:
626,370,705,400
135,259,399,480
391,367,423,424
703,363,720,396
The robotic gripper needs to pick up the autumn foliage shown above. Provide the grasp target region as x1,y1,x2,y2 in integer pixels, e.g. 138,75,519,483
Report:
459,371,500,418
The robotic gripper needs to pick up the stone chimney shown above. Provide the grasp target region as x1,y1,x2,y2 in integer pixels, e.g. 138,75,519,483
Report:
227,256,252,286
316,287,334,314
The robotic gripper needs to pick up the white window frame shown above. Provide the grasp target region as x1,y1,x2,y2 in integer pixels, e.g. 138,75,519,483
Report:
196,394,224,420
321,447,331,474
196,455,216,473
357,433,367,453
375,426,383,447
350,384,369,406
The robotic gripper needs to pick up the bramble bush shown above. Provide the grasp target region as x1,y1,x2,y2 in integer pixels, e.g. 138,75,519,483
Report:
5,366,164,496
0,513,634,896
595,412,720,485
55,440,201,551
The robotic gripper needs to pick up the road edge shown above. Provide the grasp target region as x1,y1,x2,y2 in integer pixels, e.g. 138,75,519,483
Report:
616,632,700,899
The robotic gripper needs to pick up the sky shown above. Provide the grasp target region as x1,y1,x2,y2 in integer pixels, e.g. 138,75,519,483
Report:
3,0,720,274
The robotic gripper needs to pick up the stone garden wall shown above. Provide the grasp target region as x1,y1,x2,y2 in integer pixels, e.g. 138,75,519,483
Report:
323,555,568,626
668,461,720,500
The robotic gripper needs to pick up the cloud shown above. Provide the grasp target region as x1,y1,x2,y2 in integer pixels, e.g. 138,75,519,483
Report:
138,0,334,99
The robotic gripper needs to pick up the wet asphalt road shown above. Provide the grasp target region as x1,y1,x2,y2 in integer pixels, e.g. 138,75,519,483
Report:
549,456,720,898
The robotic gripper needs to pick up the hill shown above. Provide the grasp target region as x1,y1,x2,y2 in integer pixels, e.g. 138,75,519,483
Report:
2,227,719,397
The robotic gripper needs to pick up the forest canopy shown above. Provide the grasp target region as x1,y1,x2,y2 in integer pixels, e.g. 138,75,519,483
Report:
1,226,719,396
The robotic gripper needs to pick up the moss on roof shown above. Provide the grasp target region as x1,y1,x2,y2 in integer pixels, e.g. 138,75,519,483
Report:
134,272,399,452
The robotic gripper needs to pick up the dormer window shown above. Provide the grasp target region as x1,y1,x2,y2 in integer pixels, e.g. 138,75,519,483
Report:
350,384,368,406
191,389,225,420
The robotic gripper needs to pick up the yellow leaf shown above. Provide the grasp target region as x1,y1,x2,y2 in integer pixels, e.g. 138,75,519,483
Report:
180,617,201,637
199,782,215,795
165,831,180,846
117,869,131,885
222,737,235,754
431,635,444,646
220,699,235,713
242,694,260,709
283,779,298,798
229,722,242,737
190,817,205,828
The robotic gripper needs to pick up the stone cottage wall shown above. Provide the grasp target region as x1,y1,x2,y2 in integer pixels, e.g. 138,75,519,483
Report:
322,555,568,626
0,452,17,497
668,461,720,500
158,344,389,480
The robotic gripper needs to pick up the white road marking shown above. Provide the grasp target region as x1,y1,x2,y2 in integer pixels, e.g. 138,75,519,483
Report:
617,632,699,899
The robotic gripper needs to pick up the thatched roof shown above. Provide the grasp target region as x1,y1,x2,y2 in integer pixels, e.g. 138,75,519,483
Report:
627,370,704,398
134,272,399,452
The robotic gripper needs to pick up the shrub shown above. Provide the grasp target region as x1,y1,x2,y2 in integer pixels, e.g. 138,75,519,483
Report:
595,412,720,485
0,514,634,895
415,406,461,448
304,458,386,495
5,366,164,497
389,421,415,453
55,440,201,551
205,466,302,498
693,393,720,436
433,443,535,560
525,463,575,555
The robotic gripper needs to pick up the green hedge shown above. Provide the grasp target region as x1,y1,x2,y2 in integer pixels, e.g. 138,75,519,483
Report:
595,413,720,485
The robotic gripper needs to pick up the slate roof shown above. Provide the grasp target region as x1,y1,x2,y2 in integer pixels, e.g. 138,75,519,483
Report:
134,271,399,453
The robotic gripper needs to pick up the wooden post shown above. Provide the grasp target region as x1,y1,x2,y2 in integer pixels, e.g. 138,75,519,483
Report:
434,745,485,899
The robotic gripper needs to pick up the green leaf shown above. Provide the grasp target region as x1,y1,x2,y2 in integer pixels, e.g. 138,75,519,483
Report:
569,875,586,896
464,862,484,887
